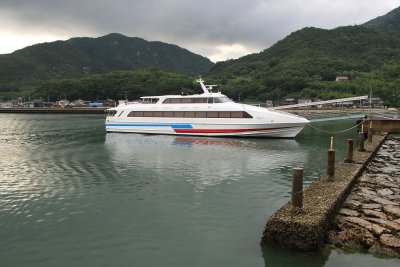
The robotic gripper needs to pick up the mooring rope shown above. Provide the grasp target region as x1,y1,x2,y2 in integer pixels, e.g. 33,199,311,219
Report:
306,119,365,134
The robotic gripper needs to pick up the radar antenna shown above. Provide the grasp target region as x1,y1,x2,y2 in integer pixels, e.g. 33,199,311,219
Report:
196,76,217,94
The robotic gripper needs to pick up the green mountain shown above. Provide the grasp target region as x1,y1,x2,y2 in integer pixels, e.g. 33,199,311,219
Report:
363,6,400,32
204,8,400,106
0,33,214,93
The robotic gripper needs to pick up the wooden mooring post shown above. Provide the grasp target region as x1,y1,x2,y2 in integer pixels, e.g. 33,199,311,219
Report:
358,123,366,152
368,121,373,143
291,167,303,209
358,132,366,152
344,139,354,163
327,137,335,177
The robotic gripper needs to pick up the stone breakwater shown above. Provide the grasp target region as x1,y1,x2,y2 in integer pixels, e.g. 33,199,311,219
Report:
327,136,400,257
261,133,387,251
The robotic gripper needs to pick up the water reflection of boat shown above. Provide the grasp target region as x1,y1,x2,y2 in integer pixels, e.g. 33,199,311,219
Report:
172,136,245,147
105,133,308,190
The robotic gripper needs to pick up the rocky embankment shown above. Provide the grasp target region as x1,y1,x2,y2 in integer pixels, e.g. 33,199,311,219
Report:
327,136,400,257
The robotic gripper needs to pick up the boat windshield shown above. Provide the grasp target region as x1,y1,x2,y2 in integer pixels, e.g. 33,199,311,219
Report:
214,96,233,103
142,98,159,104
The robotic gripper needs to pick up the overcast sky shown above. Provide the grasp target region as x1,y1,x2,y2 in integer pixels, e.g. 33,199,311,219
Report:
0,0,398,62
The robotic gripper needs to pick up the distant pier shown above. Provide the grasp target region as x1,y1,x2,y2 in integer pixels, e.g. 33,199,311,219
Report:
0,107,108,114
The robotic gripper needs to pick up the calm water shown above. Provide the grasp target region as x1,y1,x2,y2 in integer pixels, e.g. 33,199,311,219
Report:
0,114,399,267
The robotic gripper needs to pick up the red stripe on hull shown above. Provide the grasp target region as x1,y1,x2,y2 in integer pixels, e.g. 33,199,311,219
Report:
174,126,294,134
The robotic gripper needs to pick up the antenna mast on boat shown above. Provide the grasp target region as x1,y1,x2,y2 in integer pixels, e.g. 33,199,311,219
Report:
197,76,217,95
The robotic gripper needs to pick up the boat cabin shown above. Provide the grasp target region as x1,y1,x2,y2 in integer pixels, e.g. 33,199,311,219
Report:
141,95,232,105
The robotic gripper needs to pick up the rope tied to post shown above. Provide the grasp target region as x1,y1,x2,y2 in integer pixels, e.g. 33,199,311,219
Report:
307,119,365,134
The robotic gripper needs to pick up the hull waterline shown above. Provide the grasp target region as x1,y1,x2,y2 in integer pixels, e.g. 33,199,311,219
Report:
105,121,308,138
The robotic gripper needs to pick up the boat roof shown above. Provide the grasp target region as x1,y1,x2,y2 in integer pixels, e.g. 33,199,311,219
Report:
140,92,225,99
140,77,222,99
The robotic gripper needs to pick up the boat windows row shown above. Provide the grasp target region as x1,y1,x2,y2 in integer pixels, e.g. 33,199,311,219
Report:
161,96,232,104
126,111,253,118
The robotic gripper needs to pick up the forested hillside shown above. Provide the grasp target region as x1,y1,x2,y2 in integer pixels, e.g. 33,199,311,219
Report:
32,68,197,101
205,25,400,106
363,6,400,33
0,33,213,95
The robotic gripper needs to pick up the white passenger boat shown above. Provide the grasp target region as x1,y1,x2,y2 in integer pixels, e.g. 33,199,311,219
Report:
105,78,309,138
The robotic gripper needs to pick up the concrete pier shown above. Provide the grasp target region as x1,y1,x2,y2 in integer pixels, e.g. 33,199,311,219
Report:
260,133,388,251
0,107,108,114
359,119,400,134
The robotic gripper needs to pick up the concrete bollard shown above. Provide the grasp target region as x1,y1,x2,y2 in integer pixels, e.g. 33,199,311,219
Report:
327,149,335,177
344,139,354,163
358,132,366,152
291,167,303,209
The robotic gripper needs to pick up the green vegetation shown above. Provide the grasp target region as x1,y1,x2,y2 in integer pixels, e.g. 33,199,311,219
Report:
31,68,198,102
1,7,400,106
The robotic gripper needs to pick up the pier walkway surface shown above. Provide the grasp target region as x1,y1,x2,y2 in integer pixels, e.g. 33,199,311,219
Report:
327,136,400,257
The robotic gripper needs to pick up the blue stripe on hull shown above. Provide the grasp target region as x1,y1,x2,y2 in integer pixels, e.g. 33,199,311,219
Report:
105,123,193,129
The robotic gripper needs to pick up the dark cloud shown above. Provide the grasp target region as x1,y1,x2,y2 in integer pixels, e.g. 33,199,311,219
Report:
0,0,398,61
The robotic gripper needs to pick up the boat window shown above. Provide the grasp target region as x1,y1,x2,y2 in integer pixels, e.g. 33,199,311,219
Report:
192,98,208,103
160,97,233,104
243,112,253,118
230,111,253,118
125,111,252,118
142,98,159,104
214,96,232,103
174,111,184,117
219,111,231,118
164,111,174,117
162,98,209,104
128,111,143,117
153,111,163,117
231,111,243,118
195,111,206,118
207,111,218,118
184,111,195,117
181,98,191,104
170,98,181,104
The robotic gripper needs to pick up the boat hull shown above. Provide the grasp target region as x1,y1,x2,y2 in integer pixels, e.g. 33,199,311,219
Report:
105,121,307,138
